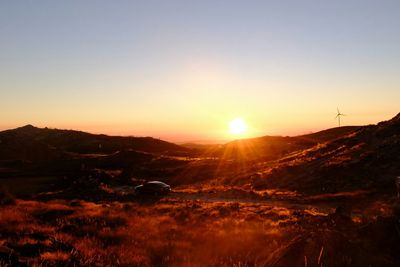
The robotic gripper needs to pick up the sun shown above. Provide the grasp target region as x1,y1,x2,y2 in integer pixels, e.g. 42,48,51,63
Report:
229,118,248,135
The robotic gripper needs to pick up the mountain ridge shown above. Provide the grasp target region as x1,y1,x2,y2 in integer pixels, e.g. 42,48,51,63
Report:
0,125,191,161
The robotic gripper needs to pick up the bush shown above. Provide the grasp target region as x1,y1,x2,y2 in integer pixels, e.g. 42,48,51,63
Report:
0,187,15,205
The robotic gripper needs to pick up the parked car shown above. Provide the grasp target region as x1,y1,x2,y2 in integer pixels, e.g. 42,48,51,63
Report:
134,181,171,196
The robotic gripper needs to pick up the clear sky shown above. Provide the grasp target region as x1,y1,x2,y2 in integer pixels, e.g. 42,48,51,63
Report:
1,1,399,142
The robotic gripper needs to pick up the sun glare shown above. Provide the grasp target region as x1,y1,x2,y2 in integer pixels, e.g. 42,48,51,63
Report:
229,118,248,135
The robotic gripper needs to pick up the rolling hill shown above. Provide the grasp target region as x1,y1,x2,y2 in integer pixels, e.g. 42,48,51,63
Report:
210,126,360,161
0,125,191,162
0,115,398,198
249,113,400,195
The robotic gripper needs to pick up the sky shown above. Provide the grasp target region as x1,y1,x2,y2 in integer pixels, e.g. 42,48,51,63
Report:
1,0,399,142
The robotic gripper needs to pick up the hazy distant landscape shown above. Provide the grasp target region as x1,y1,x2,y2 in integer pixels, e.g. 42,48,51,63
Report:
0,113,399,266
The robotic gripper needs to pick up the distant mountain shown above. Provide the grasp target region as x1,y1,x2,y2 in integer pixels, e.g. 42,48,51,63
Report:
0,125,191,162
251,113,400,195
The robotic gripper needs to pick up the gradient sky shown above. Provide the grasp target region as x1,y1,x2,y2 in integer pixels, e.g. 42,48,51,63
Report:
1,1,399,142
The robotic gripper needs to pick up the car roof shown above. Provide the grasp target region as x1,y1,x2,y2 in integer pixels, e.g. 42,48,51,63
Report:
146,181,169,186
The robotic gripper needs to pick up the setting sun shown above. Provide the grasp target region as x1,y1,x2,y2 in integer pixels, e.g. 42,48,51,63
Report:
229,118,248,135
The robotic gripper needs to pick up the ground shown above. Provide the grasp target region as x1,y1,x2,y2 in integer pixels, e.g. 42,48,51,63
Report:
1,189,400,266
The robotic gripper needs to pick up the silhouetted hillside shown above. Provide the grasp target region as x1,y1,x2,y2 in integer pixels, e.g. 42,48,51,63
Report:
0,125,191,161
252,113,400,195
0,125,66,162
219,126,359,161
299,126,360,142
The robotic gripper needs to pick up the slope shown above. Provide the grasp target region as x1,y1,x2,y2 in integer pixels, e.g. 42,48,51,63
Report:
251,113,400,195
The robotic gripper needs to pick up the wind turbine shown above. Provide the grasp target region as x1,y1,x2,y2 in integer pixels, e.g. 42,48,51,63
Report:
335,108,345,127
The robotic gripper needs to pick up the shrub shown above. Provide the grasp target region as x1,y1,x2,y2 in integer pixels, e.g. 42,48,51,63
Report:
0,186,15,206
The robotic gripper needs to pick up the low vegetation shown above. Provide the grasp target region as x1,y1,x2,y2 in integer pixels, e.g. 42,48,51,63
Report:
0,195,400,266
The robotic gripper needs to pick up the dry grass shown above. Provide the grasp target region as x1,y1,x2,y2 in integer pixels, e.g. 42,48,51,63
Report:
0,196,399,266
0,199,298,266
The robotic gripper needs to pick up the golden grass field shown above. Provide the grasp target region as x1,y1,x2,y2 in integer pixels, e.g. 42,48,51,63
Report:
1,191,399,267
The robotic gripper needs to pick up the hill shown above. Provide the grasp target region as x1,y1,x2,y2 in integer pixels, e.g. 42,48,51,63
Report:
0,117,397,197
249,113,400,195
215,126,359,161
0,125,191,162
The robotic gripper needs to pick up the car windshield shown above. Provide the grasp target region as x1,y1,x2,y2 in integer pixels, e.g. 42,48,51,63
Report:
146,181,168,187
